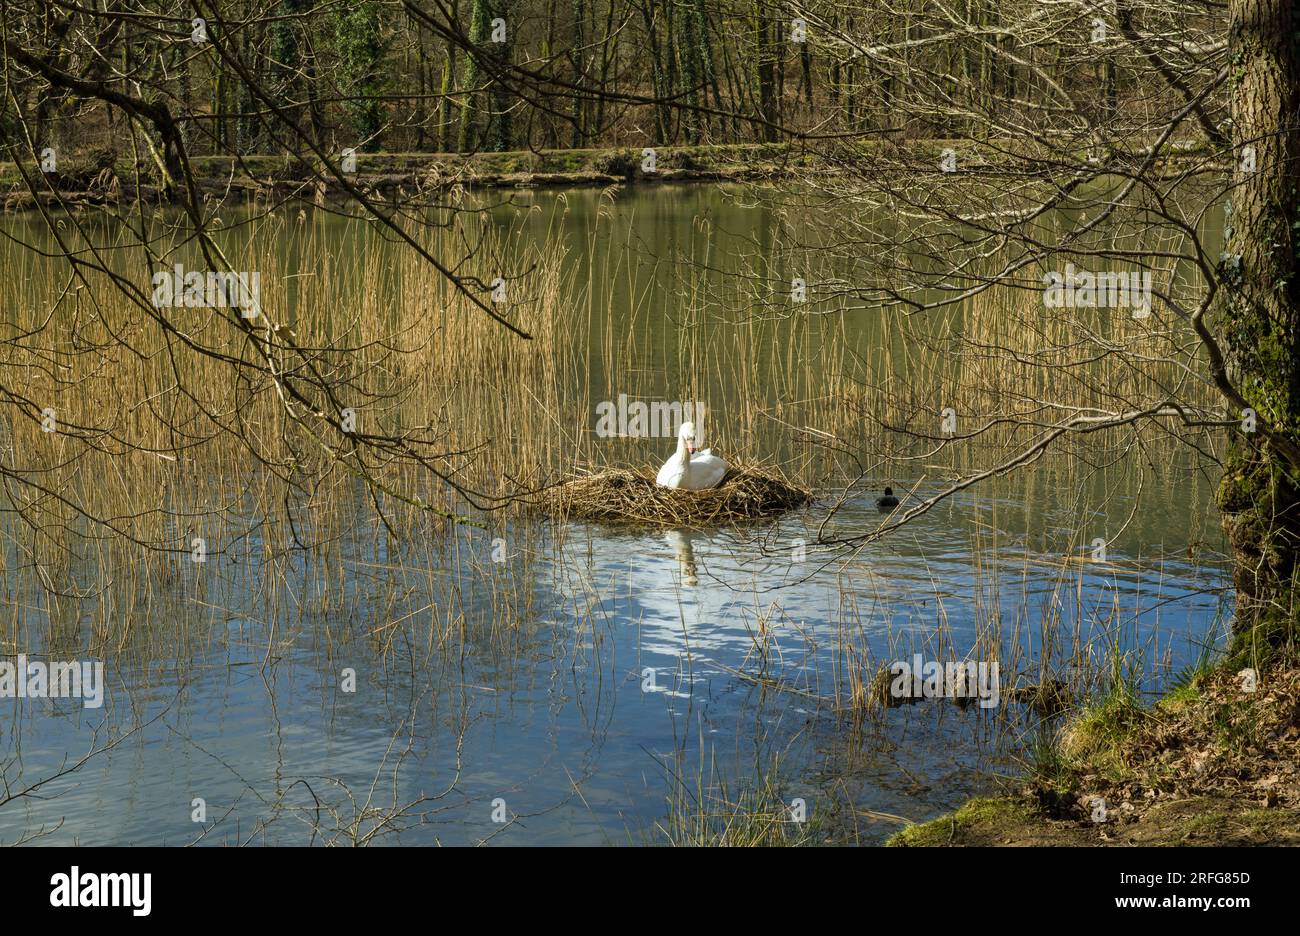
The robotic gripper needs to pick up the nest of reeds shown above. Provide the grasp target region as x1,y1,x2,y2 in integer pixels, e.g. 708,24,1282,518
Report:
539,465,812,528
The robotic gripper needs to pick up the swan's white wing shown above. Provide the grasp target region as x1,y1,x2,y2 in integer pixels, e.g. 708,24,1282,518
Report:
656,453,685,487
686,453,728,489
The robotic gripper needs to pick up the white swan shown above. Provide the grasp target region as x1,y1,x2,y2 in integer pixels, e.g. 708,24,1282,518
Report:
656,421,728,490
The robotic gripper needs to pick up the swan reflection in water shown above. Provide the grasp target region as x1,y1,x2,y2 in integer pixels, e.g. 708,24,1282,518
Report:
665,528,699,585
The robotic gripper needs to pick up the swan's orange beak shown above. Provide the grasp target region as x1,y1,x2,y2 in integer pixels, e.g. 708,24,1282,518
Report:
687,445,696,454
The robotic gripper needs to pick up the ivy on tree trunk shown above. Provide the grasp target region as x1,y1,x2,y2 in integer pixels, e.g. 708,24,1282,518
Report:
1215,0,1300,659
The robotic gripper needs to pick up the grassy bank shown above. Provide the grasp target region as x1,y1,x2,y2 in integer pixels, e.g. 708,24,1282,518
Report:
888,654,1300,846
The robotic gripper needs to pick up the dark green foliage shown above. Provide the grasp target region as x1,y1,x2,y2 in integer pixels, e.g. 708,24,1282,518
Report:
272,0,316,143
458,0,512,152
458,0,490,151
334,1,386,151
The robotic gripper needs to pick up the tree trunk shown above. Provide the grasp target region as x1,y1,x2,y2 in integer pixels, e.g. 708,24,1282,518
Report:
754,1,776,142
1216,0,1300,655
638,1,670,144
488,0,512,150
570,0,586,147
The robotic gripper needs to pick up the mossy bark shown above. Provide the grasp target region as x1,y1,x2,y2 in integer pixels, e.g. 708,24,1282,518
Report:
1215,0,1300,655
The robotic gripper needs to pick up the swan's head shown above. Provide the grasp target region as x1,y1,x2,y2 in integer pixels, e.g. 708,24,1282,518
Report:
678,421,699,454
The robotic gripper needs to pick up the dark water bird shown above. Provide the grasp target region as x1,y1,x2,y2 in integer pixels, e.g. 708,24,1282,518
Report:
876,487,900,510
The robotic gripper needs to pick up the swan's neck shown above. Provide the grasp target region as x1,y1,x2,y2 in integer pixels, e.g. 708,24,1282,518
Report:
677,437,691,476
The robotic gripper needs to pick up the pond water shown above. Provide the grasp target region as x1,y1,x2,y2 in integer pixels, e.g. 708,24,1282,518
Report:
0,183,1231,845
